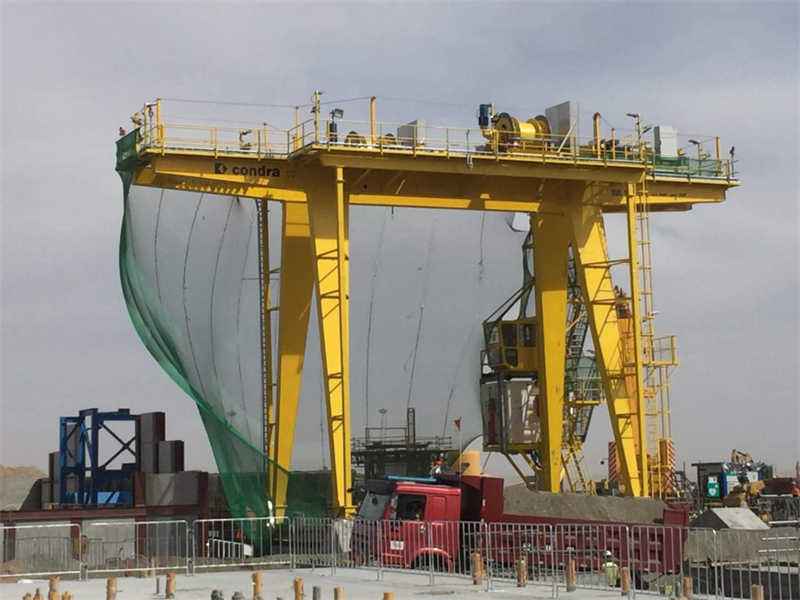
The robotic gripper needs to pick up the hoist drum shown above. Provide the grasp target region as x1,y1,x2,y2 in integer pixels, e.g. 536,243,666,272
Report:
493,113,551,147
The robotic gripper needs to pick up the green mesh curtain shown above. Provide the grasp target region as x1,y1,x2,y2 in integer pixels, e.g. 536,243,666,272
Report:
116,132,291,518
115,125,525,515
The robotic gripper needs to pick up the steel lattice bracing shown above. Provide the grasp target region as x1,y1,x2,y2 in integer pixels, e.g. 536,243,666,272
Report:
119,97,738,515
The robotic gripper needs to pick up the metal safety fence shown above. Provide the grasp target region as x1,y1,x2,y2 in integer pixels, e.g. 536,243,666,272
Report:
0,523,82,580
83,519,189,576
1,518,797,598
194,517,291,572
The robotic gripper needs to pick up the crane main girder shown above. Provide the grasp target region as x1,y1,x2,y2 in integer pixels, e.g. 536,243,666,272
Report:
121,111,737,515
134,153,733,213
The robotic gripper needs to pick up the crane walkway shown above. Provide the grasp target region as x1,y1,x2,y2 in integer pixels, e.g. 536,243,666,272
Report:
130,100,737,185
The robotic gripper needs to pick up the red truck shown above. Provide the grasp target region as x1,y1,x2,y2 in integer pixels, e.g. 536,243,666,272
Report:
351,474,688,584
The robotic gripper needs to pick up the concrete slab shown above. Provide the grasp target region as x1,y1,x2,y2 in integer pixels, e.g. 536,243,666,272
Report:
1,567,626,599
691,507,769,530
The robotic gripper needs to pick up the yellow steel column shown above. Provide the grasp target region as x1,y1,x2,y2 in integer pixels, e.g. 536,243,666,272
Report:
257,200,275,512
531,208,570,492
305,167,353,516
568,201,645,496
625,185,650,496
270,202,315,517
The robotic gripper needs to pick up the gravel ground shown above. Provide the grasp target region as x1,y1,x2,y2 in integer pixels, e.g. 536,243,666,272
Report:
503,486,667,524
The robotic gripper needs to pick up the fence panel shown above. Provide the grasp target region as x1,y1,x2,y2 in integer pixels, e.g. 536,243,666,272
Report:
628,524,688,597
549,523,631,595
684,528,720,599
713,526,799,600
767,497,800,527
338,518,379,575
291,517,334,570
0,523,82,580
194,517,291,572
482,522,555,591
84,519,188,575
314,518,495,585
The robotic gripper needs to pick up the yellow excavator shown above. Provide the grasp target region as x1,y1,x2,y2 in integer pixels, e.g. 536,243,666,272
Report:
723,449,765,508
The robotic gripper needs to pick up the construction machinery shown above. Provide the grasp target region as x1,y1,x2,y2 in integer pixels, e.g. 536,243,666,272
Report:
116,93,738,516
480,228,602,494
351,408,455,482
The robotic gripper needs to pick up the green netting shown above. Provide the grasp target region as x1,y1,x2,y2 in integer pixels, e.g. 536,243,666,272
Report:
116,133,293,518
114,127,517,516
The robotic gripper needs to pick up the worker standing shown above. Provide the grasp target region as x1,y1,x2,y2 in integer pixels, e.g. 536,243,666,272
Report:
430,453,446,476
602,550,619,587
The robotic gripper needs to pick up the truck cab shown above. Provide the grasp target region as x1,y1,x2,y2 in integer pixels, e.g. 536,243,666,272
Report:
354,477,462,570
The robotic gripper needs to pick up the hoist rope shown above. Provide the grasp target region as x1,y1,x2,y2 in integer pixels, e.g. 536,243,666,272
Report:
441,212,490,438
210,202,235,389
162,95,372,111
364,208,391,428
318,95,373,106
440,325,479,439
235,208,257,446
162,97,302,109
153,190,165,304
478,212,486,282
182,194,210,402
320,377,327,469
405,216,437,411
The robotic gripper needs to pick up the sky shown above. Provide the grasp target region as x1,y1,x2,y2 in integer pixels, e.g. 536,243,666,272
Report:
2,1,798,483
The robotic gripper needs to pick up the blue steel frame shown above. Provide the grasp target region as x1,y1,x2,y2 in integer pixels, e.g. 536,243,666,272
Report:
58,408,139,506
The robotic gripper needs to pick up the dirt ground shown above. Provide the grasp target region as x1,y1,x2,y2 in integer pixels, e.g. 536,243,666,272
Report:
0,465,45,511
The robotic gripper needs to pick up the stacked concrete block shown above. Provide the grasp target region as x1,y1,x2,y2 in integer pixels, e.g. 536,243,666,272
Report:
157,440,185,473
136,412,165,473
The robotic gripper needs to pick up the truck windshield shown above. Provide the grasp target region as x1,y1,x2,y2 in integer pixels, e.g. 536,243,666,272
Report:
358,491,390,520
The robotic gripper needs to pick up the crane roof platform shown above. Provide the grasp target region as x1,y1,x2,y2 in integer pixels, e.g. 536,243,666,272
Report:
120,98,739,214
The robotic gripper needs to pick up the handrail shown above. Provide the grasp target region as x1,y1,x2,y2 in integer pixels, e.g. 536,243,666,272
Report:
132,104,737,182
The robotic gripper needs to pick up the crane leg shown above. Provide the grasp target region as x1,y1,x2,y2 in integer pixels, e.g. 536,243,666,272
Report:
624,185,649,497
270,202,314,518
306,167,354,516
531,209,570,492
568,201,646,496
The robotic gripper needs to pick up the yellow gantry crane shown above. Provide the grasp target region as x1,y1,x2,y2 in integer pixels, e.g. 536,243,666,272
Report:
118,94,738,516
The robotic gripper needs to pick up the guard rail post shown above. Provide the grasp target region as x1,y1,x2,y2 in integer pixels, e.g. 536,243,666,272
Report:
330,518,336,577
427,522,434,586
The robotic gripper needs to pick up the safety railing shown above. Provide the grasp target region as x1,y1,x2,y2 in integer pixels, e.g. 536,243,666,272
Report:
4,517,795,597
645,335,678,368
550,522,632,594
712,527,799,600
482,522,556,593
0,523,82,580
765,497,800,527
130,99,736,181
293,118,735,181
83,519,188,576
627,523,695,597
193,516,291,572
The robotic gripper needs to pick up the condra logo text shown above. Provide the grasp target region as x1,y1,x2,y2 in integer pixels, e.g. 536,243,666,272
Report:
214,162,280,177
